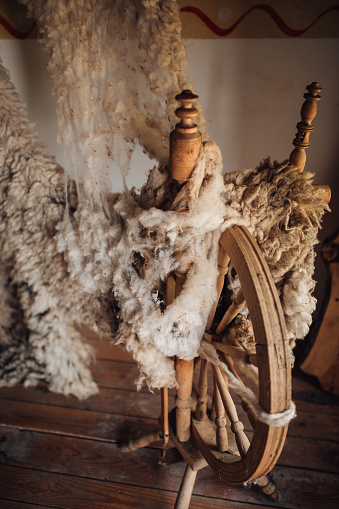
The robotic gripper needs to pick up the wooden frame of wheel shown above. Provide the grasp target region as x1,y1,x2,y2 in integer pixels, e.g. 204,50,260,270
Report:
191,224,291,483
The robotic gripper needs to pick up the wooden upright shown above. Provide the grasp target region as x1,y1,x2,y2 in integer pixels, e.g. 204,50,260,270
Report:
289,82,322,172
170,90,202,443
289,82,331,203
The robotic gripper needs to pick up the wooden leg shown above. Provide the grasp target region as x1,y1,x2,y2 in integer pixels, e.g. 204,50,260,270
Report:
174,464,197,509
119,429,160,452
255,473,282,502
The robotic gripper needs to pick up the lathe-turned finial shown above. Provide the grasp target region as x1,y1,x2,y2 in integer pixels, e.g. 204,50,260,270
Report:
170,90,202,184
289,82,322,172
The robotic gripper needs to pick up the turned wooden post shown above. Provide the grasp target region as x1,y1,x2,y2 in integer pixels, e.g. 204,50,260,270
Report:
289,82,331,203
213,375,229,452
211,364,250,458
170,90,202,183
195,358,208,421
289,82,322,172
170,90,202,442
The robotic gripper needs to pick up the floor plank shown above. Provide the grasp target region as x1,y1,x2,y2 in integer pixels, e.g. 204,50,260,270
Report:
0,399,159,443
0,338,338,508
0,384,337,445
0,501,61,509
0,465,272,509
1,429,338,509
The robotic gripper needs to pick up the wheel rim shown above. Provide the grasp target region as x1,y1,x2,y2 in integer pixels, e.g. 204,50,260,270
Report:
192,224,291,483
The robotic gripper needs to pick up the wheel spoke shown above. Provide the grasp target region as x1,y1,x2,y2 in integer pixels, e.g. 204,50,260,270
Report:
211,364,250,458
206,245,230,329
218,350,258,430
213,371,228,452
215,288,245,335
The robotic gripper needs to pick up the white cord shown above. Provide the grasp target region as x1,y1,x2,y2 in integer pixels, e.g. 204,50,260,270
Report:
199,340,296,427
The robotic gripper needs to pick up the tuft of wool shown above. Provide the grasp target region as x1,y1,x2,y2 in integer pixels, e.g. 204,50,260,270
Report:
23,0,206,197
57,141,228,390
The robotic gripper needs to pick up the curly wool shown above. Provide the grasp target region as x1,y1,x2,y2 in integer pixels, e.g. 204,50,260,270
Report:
223,161,329,352
0,62,328,395
23,0,205,195
0,62,116,398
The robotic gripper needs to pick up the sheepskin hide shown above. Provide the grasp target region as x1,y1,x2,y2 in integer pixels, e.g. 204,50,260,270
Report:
0,63,116,398
0,59,328,397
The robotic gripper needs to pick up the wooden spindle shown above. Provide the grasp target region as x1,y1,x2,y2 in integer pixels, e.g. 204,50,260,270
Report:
170,90,202,184
212,364,250,458
215,288,245,335
161,275,176,451
161,387,169,449
174,267,194,441
213,374,229,452
195,358,209,421
289,82,322,172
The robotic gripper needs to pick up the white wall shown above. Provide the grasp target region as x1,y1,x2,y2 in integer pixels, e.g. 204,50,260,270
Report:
1,37,338,304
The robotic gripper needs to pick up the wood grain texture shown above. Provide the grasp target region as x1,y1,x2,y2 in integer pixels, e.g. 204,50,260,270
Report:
193,224,290,483
0,333,338,508
0,465,272,509
0,430,338,509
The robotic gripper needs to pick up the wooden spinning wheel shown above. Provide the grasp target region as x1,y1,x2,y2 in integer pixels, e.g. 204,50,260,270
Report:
191,223,290,483
122,84,330,509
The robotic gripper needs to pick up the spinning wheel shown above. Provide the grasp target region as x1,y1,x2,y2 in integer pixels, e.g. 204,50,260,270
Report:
191,223,290,483
122,84,329,508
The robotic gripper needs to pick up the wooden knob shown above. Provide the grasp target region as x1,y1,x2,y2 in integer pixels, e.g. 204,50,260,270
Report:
170,90,202,184
289,82,322,172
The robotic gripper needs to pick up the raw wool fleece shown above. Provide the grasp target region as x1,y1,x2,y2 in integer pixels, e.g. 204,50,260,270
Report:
0,0,328,397
222,161,329,356
23,0,206,196
0,63,116,398
57,141,228,390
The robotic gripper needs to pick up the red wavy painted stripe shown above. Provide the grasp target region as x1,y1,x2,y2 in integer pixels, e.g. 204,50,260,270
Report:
0,15,36,39
181,4,339,37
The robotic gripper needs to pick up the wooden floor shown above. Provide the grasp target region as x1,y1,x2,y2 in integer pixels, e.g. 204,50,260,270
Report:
0,337,338,509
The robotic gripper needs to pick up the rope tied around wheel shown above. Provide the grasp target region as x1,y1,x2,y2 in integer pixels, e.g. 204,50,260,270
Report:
199,340,297,428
